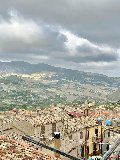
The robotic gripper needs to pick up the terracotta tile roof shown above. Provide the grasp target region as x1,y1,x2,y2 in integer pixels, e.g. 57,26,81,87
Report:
0,135,61,160
68,112,85,118
64,116,98,134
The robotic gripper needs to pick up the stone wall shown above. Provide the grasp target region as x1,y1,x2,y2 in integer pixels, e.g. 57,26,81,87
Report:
13,120,34,135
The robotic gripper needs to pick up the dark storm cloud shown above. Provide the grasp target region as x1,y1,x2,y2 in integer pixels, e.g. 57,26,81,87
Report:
0,0,120,46
0,0,120,76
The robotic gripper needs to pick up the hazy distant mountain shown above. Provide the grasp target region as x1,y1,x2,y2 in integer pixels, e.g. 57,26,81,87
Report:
0,61,56,74
0,61,120,88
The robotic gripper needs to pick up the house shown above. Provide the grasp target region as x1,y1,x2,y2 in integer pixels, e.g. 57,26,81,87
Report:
11,113,64,141
85,124,102,158
102,128,111,155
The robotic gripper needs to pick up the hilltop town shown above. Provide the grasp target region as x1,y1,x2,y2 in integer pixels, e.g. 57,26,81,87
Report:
0,101,120,159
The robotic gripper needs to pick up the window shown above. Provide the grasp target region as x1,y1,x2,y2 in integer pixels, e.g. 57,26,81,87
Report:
41,125,45,134
108,130,110,137
99,144,101,150
104,132,105,138
80,131,83,139
81,146,84,157
52,123,56,133
87,131,89,140
106,144,109,151
93,144,96,155
95,128,98,137
87,146,89,154
69,134,72,140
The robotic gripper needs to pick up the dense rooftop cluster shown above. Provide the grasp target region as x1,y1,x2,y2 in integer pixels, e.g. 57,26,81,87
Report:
0,102,119,159
0,135,61,160
64,116,98,134
29,114,62,127
1,103,120,130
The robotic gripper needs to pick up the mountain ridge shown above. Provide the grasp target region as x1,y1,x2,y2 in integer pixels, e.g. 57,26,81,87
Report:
0,61,120,109
0,61,120,88
0,61,119,78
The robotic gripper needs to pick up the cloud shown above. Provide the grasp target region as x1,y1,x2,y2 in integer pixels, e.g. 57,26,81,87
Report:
60,30,119,62
0,10,66,57
0,9,42,44
1,0,120,46
0,10,119,65
0,1,120,76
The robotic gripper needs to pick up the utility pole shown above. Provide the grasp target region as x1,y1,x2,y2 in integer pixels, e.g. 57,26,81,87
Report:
101,121,103,155
85,127,88,160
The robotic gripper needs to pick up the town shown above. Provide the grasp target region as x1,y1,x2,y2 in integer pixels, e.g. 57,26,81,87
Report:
0,0,120,159
0,101,119,159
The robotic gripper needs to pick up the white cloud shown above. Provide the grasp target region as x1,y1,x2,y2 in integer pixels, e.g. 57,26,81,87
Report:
60,29,118,57
0,9,66,55
0,9,42,44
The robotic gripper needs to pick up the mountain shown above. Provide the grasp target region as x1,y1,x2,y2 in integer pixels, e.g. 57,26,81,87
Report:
0,61,120,88
0,61,57,74
0,61,120,111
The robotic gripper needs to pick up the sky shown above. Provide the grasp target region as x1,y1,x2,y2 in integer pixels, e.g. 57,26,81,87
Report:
0,0,120,76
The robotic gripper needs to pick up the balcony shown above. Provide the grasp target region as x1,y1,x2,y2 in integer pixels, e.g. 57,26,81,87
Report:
92,135,101,143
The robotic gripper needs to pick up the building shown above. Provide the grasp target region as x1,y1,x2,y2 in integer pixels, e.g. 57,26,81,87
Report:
0,135,61,160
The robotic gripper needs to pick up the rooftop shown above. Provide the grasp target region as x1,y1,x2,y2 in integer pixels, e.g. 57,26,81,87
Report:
0,135,61,160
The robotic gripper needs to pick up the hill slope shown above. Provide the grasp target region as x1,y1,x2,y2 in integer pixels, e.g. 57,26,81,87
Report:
107,89,120,101
0,61,119,110
0,61,120,88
